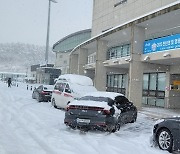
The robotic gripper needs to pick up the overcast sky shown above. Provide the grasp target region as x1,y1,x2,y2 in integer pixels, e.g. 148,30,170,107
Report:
0,0,93,46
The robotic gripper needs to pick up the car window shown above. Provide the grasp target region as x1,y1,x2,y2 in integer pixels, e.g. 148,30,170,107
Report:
54,83,66,92
65,84,71,93
37,85,42,91
115,96,129,105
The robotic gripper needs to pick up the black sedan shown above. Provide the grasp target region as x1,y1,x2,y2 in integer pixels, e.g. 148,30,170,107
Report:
32,85,53,102
64,92,137,132
153,117,180,153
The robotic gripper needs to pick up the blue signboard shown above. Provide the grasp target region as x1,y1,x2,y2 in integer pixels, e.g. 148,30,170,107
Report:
143,33,180,54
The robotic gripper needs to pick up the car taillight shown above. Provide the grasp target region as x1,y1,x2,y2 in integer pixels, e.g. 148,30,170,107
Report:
103,109,111,115
41,91,48,95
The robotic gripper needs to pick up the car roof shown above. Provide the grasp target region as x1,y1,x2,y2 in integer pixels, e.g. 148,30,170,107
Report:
57,74,93,86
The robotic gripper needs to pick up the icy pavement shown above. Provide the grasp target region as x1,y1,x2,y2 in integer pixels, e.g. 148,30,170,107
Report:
0,81,171,154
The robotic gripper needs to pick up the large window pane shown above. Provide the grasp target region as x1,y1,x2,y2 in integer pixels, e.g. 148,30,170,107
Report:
148,97,156,106
110,75,114,87
143,74,149,90
156,99,165,107
122,75,126,88
149,74,157,90
114,75,118,88
118,75,122,88
158,73,166,91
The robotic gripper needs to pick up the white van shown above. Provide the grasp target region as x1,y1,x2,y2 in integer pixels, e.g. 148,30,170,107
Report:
51,74,97,109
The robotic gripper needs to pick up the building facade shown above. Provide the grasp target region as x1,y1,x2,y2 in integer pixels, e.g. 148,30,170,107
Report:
69,1,180,109
53,29,91,74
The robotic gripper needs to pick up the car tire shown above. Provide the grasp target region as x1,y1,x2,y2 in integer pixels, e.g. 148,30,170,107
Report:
130,113,137,123
52,98,57,108
112,123,120,132
157,128,173,153
37,95,42,102
32,93,35,99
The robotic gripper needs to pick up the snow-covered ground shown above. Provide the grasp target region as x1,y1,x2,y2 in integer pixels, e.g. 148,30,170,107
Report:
0,81,170,154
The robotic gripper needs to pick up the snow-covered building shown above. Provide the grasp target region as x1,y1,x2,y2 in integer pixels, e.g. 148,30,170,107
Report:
69,0,180,109
0,72,26,82
52,29,91,75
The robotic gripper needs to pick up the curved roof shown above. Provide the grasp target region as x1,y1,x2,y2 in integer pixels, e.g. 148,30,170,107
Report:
53,29,91,53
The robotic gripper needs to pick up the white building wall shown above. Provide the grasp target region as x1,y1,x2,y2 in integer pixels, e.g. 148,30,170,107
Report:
55,52,70,74
92,0,178,36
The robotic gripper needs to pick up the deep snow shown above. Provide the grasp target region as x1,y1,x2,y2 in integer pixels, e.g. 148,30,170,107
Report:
0,81,170,154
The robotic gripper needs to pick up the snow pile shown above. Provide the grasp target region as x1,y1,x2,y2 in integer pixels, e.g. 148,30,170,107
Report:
58,74,94,86
83,91,124,99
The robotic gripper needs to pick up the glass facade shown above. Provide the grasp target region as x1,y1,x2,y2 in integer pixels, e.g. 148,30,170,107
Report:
53,30,91,52
107,44,130,60
106,74,127,95
142,72,166,107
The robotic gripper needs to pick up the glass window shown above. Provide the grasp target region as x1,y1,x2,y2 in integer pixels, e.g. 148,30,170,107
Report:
148,97,156,106
107,44,130,60
110,75,114,87
118,75,122,88
122,75,126,88
158,73,166,91
143,74,149,90
156,99,165,107
149,73,157,90
114,75,118,88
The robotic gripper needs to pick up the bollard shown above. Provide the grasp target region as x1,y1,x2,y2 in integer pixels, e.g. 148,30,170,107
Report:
17,83,18,87
27,85,28,90
30,86,32,91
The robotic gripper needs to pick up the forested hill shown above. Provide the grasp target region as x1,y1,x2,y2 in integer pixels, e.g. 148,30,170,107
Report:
0,43,55,73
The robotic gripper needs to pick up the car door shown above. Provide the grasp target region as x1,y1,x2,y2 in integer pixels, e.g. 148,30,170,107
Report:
63,84,74,108
52,82,66,108
34,85,41,98
115,96,130,124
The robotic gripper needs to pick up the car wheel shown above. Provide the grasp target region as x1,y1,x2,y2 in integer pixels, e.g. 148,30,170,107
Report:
130,113,137,123
52,98,57,108
157,128,173,152
37,95,42,102
32,93,35,99
112,123,120,132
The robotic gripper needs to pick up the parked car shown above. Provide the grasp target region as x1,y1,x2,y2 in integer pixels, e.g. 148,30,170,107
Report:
32,85,54,102
64,91,137,132
51,74,97,109
153,117,180,153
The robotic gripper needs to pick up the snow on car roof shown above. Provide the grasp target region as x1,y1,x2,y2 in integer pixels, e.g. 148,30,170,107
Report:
57,74,93,86
83,91,124,100
43,85,54,90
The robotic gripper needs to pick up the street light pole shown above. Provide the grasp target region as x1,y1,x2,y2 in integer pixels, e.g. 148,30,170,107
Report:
45,0,57,66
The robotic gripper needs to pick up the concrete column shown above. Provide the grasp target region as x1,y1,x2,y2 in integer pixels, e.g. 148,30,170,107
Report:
78,48,88,75
165,71,170,108
69,54,78,74
128,25,145,109
95,40,108,91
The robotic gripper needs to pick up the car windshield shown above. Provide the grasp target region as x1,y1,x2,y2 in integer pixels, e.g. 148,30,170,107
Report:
79,96,112,103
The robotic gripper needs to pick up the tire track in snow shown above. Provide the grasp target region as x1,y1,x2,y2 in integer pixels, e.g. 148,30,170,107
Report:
0,83,58,154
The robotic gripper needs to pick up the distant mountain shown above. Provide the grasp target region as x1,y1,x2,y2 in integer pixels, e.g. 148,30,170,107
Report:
0,43,55,73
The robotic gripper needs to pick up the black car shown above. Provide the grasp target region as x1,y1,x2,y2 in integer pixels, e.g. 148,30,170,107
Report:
153,117,180,153
64,92,137,132
32,85,53,102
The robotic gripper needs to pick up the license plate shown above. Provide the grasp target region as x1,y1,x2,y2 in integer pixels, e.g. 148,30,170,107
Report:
77,118,90,124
